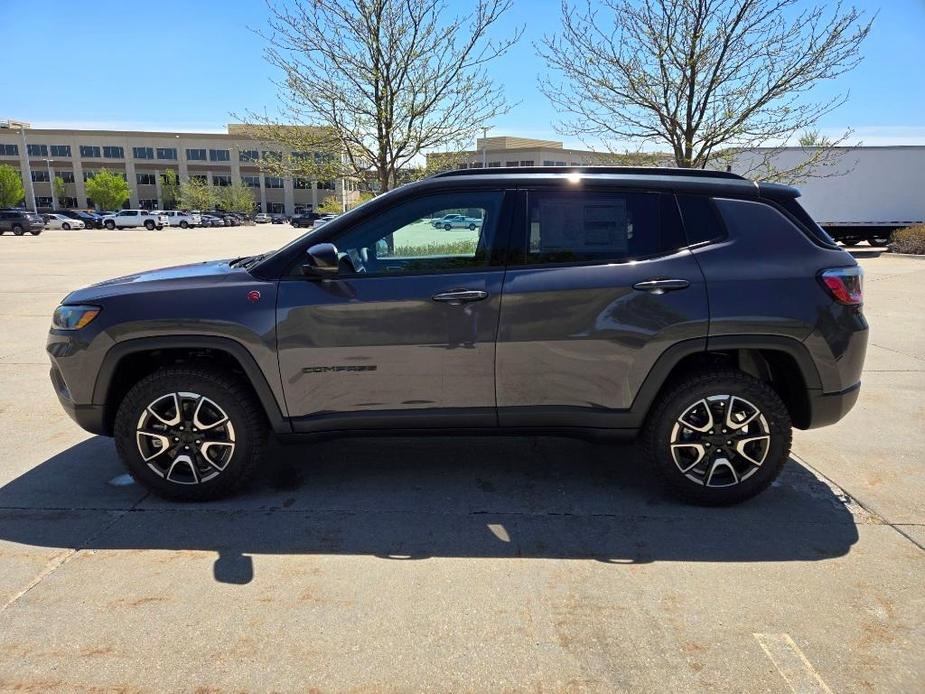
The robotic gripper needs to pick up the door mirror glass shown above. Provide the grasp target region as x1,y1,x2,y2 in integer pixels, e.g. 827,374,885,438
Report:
303,242,339,275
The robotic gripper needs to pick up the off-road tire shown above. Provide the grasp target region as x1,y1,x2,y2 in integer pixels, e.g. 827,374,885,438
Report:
114,366,268,501
642,369,792,506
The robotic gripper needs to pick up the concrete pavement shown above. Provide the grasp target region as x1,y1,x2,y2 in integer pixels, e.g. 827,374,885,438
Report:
0,228,921,692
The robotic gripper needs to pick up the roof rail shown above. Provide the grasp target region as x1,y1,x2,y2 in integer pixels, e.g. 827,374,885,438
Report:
430,165,747,181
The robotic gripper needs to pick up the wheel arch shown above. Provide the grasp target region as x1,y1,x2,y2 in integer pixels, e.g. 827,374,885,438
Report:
634,336,821,430
93,336,290,436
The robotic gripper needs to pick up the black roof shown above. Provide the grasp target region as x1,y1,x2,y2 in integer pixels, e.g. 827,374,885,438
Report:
432,165,746,180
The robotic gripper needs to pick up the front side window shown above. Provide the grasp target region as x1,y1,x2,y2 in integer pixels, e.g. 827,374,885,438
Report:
525,190,667,264
327,191,503,276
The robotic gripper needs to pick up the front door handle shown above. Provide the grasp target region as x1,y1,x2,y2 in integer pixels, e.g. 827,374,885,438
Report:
432,289,489,305
632,278,690,294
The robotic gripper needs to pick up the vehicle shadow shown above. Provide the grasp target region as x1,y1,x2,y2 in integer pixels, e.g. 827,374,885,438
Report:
0,435,860,584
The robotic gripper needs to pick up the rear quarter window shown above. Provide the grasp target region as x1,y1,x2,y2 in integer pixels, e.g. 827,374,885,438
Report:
676,194,726,245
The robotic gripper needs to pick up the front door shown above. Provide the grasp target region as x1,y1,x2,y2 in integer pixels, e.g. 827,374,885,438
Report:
277,190,510,432
496,187,709,427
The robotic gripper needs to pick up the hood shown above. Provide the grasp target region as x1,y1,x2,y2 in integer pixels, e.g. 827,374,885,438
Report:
62,259,244,303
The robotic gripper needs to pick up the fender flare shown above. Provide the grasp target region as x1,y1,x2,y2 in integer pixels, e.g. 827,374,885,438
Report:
92,335,290,434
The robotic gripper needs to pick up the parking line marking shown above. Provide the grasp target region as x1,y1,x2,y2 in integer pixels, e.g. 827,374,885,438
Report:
754,633,833,694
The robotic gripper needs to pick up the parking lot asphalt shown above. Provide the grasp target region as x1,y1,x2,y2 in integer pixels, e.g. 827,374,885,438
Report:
0,228,922,692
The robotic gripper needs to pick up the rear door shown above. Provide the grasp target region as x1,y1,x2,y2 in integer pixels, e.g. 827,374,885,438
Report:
496,187,709,427
276,189,512,432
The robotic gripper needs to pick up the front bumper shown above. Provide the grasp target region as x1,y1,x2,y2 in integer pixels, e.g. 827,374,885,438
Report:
50,364,109,435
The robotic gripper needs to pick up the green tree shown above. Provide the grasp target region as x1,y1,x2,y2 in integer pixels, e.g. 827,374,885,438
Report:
316,195,342,215
85,170,130,211
53,176,68,208
161,169,180,209
178,178,217,211
0,164,25,208
218,182,256,214
540,0,872,180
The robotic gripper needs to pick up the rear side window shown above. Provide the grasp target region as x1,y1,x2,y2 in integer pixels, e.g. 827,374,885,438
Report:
676,194,725,245
525,191,675,263
773,196,838,248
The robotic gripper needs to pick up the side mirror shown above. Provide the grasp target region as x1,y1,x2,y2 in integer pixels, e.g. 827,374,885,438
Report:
302,242,339,276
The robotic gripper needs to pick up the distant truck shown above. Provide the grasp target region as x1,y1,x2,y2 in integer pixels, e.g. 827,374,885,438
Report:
732,146,925,246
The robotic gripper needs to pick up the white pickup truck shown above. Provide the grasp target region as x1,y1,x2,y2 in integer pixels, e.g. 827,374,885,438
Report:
102,210,170,230
155,210,201,229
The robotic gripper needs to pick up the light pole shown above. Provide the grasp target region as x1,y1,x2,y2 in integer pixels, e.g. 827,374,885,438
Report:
44,158,57,209
480,125,492,167
17,125,37,211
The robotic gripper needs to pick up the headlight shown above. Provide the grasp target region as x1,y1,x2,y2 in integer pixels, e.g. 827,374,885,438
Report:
52,305,101,330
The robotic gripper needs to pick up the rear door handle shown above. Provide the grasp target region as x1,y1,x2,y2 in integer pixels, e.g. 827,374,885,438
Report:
632,278,690,294
432,289,489,305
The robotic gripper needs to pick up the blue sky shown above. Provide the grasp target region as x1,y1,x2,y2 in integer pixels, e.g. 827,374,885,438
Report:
3,0,923,146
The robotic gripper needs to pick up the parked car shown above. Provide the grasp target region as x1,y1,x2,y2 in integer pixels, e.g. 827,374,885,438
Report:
156,210,201,229
254,213,271,224
312,214,338,229
291,212,320,228
0,209,45,236
101,210,169,230
58,210,104,229
200,215,223,228
43,213,86,230
432,213,482,230
271,215,288,224
46,166,868,504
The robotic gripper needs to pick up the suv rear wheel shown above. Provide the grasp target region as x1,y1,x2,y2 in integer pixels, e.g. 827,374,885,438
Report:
643,369,792,505
114,366,268,501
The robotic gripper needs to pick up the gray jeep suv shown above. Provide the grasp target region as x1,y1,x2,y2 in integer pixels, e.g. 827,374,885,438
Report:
47,167,867,504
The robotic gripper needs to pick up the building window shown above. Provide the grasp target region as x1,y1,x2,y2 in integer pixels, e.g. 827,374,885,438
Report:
555,161,566,166
487,161,501,167
212,175,232,187
80,145,101,158
136,173,157,185
188,174,207,184
156,147,177,160
267,202,285,214
31,170,50,182
239,149,258,162
139,199,159,210
35,196,53,208
261,151,282,162
50,145,71,157
83,170,96,182
0,144,18,156
209,149,230,162
186,148,207,161
317,180,335,190
103,146,124,159
59,171,75,183
505,161,519,167
160,171,178,184
133,146,154,160
520,160,534,166
264,176,283,189
294,177,311,189
543,160,555,166
241,175,260,188
59,196,77,208
27,144,48,157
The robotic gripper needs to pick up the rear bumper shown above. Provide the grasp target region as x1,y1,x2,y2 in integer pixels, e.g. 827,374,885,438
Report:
805,382,861,429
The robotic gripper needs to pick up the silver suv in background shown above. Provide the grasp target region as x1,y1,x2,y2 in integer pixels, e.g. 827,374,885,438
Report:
156,210,201,229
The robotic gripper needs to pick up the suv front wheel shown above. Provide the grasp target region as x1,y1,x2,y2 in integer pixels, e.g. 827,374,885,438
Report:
114,366,268,501
643,369,792,506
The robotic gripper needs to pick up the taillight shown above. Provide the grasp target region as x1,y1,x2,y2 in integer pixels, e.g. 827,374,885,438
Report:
820,266,863,305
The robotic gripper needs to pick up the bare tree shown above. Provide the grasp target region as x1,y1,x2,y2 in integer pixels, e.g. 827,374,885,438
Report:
538,0,873,181
243,0,521,193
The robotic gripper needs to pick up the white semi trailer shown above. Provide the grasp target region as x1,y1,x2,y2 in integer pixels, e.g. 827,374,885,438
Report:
732,146,925,245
